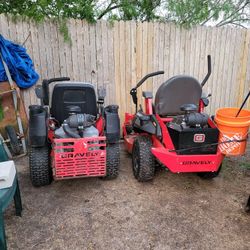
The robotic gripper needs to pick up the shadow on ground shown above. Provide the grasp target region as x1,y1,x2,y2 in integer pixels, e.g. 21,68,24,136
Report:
4,144,250,250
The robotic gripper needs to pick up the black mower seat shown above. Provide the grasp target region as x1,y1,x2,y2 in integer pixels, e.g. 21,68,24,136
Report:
154,75,202,116
51,82,98,123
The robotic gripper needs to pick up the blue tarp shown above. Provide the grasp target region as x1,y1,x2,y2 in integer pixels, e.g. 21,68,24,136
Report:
0,34,39,89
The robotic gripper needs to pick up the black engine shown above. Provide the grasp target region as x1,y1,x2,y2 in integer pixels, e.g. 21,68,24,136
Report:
167,109,219,155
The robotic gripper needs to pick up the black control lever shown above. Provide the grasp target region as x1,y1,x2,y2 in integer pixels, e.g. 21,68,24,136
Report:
130,88,138,106
130,71,164,112
135,71,164,89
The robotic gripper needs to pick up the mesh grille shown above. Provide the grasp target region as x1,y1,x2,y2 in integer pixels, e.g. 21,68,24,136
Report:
53,137,106,179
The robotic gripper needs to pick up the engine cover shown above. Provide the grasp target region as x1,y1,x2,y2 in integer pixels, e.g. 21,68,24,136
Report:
167,123,219,155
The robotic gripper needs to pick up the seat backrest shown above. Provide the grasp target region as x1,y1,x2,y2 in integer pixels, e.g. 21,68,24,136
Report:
51,82,97,123
154,75,202,116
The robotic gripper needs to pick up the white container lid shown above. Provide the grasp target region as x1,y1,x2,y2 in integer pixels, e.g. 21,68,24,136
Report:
0,160,16,189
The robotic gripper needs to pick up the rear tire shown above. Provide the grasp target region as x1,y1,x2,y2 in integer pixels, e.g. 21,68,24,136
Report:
197,164,222,179
29,146,52,187
104,143,120,180
132,136,155,182
5,125,21,155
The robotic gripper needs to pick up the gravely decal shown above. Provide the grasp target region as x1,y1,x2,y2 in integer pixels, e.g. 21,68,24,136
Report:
61,152,100,158
193,134,205,143
182,160,212,165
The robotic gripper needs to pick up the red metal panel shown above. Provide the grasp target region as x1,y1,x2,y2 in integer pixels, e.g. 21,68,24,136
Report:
124,134,137,153
151,147,224,173
95,116,104,135
199,99,204,112
52,136,106,179
145,98,153,115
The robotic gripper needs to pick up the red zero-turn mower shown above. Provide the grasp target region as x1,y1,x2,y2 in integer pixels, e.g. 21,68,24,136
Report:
123,55,225,181
28,77,120,186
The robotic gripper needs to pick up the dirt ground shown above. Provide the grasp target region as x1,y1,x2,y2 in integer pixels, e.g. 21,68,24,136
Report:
4,144,250,250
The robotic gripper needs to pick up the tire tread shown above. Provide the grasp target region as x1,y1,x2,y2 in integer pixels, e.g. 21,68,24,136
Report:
29,146,51,186
5,125,21,155
104,143,120,180
132,136,155,182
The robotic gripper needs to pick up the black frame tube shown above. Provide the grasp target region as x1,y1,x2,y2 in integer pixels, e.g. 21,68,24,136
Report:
135,71,164,89
201,55,211,87
130,71,164,112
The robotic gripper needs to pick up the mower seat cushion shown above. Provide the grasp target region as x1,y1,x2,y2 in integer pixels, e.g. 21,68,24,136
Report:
155,75,202,116
51,83,98,124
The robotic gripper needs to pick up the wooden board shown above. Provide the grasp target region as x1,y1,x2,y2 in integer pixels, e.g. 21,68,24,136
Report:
0,82,28,137
0,15,249,124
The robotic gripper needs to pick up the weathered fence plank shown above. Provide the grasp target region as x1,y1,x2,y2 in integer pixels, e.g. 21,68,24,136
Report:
0,16,249,120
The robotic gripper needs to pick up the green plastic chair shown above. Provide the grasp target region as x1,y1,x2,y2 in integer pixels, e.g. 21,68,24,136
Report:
0,143,22,250
0,176,22,250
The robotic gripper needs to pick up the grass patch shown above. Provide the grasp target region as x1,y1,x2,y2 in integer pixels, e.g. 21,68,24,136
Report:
239,162,250,170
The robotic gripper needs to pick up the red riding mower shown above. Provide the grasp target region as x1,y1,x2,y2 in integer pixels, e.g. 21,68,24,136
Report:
29,77,120,186
123,55,225,181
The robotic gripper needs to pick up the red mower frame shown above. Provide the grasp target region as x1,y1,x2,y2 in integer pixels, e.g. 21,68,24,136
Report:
123,98,224,173
123,55,224,178
48,116,107,179
29,77,120,186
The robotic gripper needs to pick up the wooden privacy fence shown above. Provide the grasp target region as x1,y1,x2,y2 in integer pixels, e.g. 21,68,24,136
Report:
0,15,250,122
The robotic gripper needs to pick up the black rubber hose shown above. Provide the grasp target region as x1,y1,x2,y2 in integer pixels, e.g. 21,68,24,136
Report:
62,123,80,138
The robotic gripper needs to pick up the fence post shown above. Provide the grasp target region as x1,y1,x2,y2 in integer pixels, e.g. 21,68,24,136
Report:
237,30,250,108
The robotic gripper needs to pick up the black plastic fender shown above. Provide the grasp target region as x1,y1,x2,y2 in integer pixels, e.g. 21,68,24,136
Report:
105,105,120,143
132,112,162,137
29,105,47,147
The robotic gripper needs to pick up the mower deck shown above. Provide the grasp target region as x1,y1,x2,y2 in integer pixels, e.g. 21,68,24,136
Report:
124,112,224,174
124,134,224,173
29,78,120,186
151,147,224,173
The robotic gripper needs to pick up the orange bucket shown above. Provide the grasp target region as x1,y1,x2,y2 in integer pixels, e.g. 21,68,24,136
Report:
215,107,250,156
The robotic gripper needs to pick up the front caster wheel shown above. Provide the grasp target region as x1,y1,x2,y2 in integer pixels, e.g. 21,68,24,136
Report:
132,136,155,182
